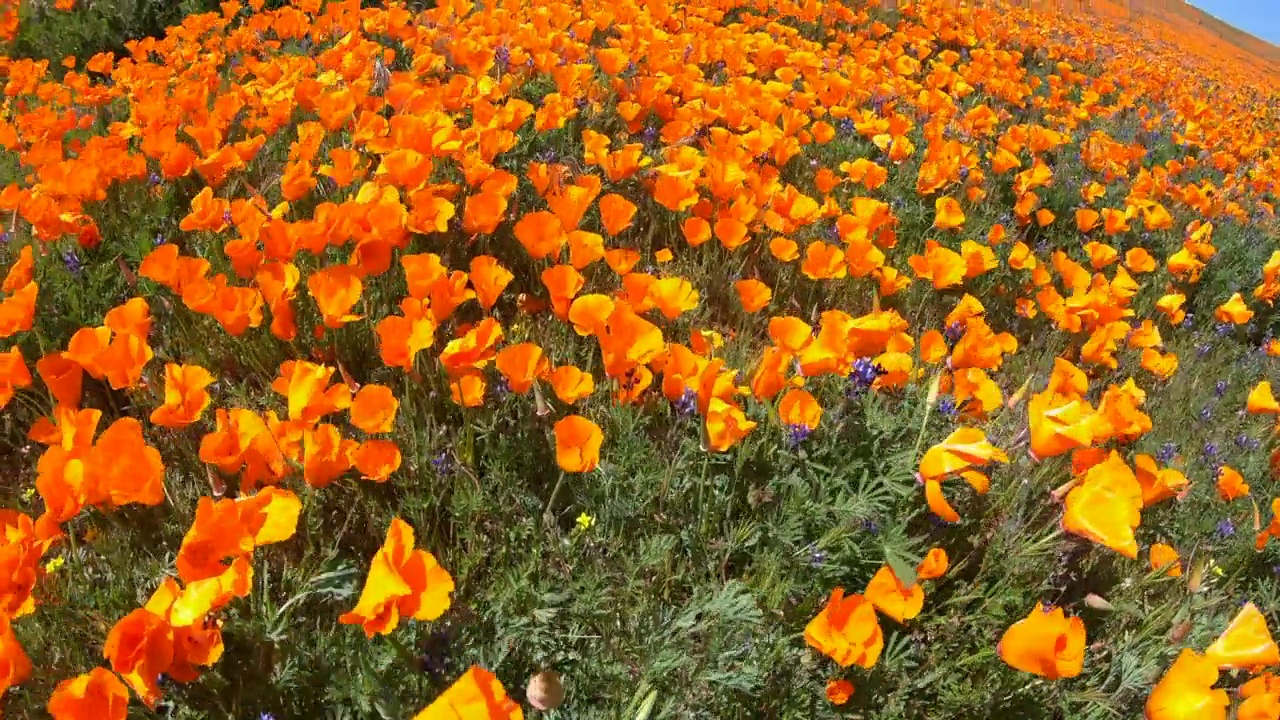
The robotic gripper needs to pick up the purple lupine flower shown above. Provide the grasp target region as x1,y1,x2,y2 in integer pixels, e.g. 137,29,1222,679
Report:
1197,343,1213,358
936,397,958,417
431,453,454,476
861,518,880,535
1198,406,1212,422
809,550,827,567
1215,380,1228,397
1236,434,1262,452
153,234,166,246
1203,442,1220,459
847,357,885,395
63,251,81,274
1217,518,1236,538
1155,442,1177,464
944,321,965,342
784,424,812,448
674,388,697,417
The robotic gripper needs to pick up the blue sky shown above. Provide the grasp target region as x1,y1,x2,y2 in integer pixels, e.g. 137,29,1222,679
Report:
1189,1,1280,45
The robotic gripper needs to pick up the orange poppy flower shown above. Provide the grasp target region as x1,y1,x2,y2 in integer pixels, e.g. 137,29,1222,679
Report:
705,398,757,452
1125,247,1157,273
1205,602,1280,670
411,666,523,720
142,576,229,681
103,608,174,706
149,363,215,428
339,518,454,638
548,365,594,405
770,237,799,262
569,231,605,270
1239,693,1280,720
176,487,300,583
307,265,363,328
469,256,513,312
598,305,664,378
1062,451,1143,558
1027,392,1098,459
1141,348,1179,381
734,279,772,313
918,427,1008,482
647,277,699,320
1076,208,1101,233
864,566,924,623
768,316,814,355
916,548,949,580
778,388,822,431
94,418,166,508
350,384,399,434
0,280,37,338
0,511,45,619
303,423,357,488
272,360,352,423
603,248,640,275
402,253,448,301
0,345,31,409
554,415,602,472
682,217,712,248
933,196,965,230
496,343,551,395
908,240,965,289
1134,455,1189,507
449,373,487,408
1150,543,1182,577
998,603,1085,679
1248,381,1280,414
1216,465,1249,502
462,191,508,235
825,678,853,706
599,193,636,236
542,264,584,321
1,245,32,294
1144,649,1228,720
377,298,437,371
804,588,884,669
1215,292,1254,325
178,186,230,233
0,616,29,701
515,211,567,261
47,667,130,720
353,439,402,482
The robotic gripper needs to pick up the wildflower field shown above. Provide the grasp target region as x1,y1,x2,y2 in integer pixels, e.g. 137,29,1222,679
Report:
2,0,1280,717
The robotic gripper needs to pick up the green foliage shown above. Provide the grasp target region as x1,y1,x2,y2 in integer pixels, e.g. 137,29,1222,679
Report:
7,0,216,67
0,1,1278,719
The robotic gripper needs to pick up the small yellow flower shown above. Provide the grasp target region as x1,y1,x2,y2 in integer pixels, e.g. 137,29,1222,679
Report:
44,556,65,574
19,487,34,503
575,512,595,532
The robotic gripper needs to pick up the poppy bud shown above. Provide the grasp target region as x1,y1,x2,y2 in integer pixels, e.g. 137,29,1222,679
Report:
925,370,942,409
533,381,551,417
526,670,565,710
1084,593,1113,611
